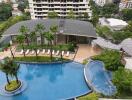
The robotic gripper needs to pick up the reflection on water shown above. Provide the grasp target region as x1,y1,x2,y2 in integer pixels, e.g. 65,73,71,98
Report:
0,62,91,100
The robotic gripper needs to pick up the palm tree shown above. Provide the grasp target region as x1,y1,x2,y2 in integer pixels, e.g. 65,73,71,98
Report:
9,41,14,59
0,57,20,84
59,45,63,60
0,58,11,85
16,35,26,57
30,31,37,45
50,25,58,45
44,31,54,60
30,31,38,58
19,25,29,46
8,58,20,83
35,23,45,46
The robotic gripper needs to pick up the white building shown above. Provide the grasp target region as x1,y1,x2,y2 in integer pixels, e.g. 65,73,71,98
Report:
119,0,132,10
28,0,92,19
124,58,132,70
99,17,128,30
95,0,113,6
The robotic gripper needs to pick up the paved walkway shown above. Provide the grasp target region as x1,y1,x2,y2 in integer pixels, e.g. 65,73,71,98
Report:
0,46,16,59
74,44,102,63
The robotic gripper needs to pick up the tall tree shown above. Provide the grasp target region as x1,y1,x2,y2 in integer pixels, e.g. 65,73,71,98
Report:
50,25,58,45
0,3,12,21
59,45,63,60
30,31,37,45
0,57,20,84
19,25,29,46
91,15,99,26
100,3,119,17
121,9,132,21
0,57,11,85
35,23,45,46
30,31,38,57
48,11,58,19
44,31,54,60
83,12,90,20
67,10,75,19
7,58,20,83
16,35,26,57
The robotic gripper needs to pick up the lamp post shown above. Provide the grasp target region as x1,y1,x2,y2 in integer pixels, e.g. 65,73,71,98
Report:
9,41,14,59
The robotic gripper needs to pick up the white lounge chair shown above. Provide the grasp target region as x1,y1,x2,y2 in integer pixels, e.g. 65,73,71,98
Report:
55,50,60,56
66,51,70,57
52,50,55,55
42,49,45,54
25,49,29,55
62,51,64,56
37,49,40,54
19,49,23,55
31,50,35,55
47,49,50,55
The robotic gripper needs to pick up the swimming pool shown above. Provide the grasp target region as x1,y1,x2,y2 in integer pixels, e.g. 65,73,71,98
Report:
0,62,91,100
84,60,116,96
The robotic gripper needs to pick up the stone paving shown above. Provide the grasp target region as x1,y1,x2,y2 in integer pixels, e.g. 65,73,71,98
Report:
74,44,102,63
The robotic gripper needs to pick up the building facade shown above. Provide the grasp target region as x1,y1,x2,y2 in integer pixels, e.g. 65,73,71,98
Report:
119,0,132,9
28,0,92,19
95,0,113,6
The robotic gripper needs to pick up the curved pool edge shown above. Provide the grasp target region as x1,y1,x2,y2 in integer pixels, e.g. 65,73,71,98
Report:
0,80,27,96
84,60,117,96
64,90,93,100
17,61,92,100
84,60,94,91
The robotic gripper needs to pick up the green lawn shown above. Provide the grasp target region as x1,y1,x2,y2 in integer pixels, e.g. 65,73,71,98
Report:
78,92,99,100
14,56,69,62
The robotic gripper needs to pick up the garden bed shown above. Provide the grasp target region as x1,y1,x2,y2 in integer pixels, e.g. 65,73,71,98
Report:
5,80,21,92
14,56,70,63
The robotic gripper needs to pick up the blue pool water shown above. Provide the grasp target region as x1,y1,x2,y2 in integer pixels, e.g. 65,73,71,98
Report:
0,62,91,100
85,60,116,96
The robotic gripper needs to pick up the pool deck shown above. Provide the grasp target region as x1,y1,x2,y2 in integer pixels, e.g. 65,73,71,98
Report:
0,44,102,63
74,44,102,63
0,45,75,59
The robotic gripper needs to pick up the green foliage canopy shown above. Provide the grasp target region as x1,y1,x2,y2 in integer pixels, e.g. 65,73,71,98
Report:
0,15,29,35
48,11,58,18
0,3,12,21
121,9,132,21
113,68,132,97
93,50,123,71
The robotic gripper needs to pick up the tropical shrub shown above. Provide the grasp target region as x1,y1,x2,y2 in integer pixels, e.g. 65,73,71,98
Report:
112,31,132,44
121,9,132,21
67,43,75,52
113,68,132,98
93,50,123,71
